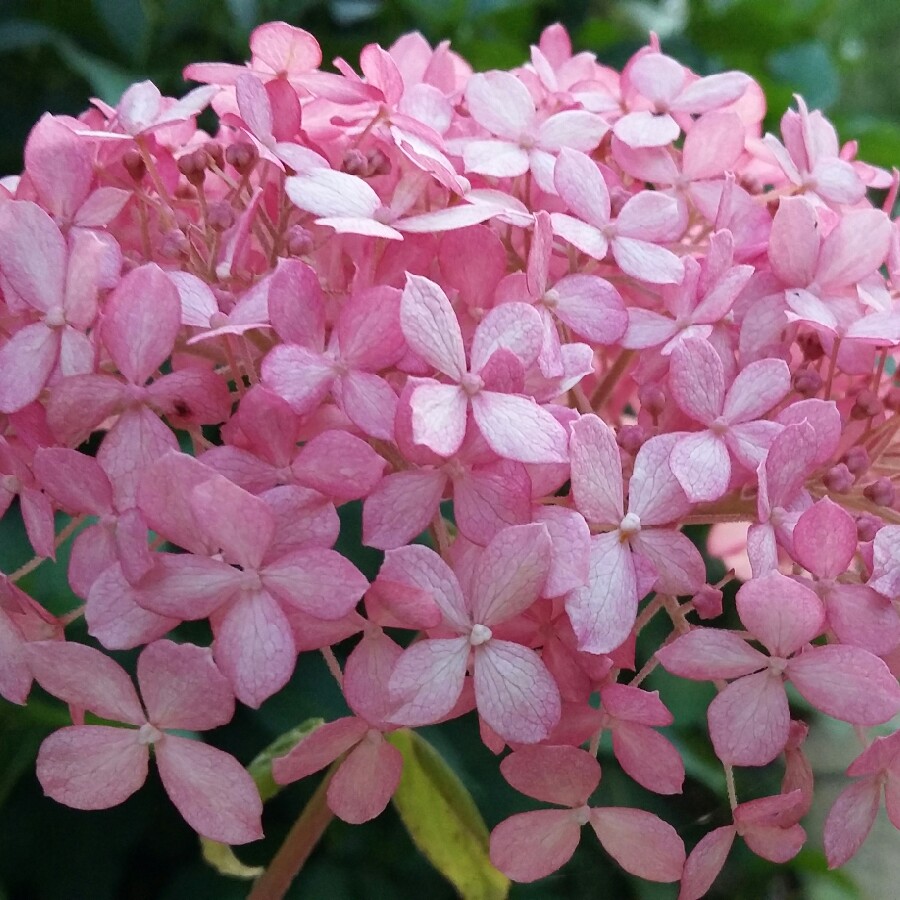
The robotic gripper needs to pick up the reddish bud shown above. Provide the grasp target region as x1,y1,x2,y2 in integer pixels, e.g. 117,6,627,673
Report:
159,229,191,260
792,368,822,397
856,513,882,542
286,225,314,257
884,386,900,412
203,141,224,168
823,464,853,493
225,141,258,174
842,446,870,476
122,148,146,182
864,477,895,507
693,585,723,620
616,424,645,454
207,201,235,232
638,383,666,418
850,389,883,420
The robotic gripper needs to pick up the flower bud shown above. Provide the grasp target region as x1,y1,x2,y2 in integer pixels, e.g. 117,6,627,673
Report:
693,585,723,620
856,513,882,542
225,141,258,174
286,225,314,257
616,424,645,454
159,229,191,260
850,389,883,420
884,386,900,412
177,149,208,186
863,477,895,507
122,148,146,182
823,464,853,493
203,141,224,168
792,368,822,397
841,446,870,476
207,200,235,232
638,383,666,419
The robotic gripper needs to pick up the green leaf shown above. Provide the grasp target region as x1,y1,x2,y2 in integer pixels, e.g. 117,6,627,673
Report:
91,0,150,63
248,717,324,802
387,729,509,900
225,0,260,31
52,38,134,105
767,41,840,110
200,839,264,880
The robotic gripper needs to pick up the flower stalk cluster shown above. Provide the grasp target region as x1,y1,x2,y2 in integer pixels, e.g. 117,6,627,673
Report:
2,20,900,895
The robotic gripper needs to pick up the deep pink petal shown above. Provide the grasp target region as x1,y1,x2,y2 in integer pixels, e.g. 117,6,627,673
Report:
787,645,900,725
656,629,768,680
137,640,234,731
272,717,368,784
824,779,881,868
155,735,263,844
792,498,857,579
669,337,725,424
708,671,789,766
736,573,825,657
490,810,582,883
0,200,65,311
500,745,600,807
722,358,790,424
36,726,147,809
632,529,705,596
589,807,685,882
0,323,59,413
612,722,684,794
213,591,297,708
669,431,730,503
454,460,531,547
261,344,335,414
26,641,144,725
363,469,446,550
328,735,402,824
474,639,561,743
336,370,398,441
679,826,735,900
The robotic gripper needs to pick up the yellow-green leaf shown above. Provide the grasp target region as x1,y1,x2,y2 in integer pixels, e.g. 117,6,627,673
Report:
248,717,324,802
387,729,509,900
200,838,264,880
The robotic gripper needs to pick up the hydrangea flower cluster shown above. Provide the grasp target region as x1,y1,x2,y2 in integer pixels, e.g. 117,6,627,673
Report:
2,20,900,895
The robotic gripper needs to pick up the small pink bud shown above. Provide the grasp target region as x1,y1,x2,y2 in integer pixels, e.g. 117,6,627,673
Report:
850,389,883,420
159,229,191,260
693,585,723,620
203,141,224,168
286,225,313,257
616,424,645,454
884,387,900,412
823,464,853,493
225,141,258,174
638,383,666,418
842,446,870,476
863,477,895,507
207,200,235,232
792,368,822,397
856,513,882,542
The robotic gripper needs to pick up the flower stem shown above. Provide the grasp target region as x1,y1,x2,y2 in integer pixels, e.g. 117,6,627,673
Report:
248,765,337,900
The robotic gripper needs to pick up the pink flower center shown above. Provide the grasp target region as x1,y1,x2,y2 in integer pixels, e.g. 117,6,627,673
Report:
460,372,484,396
710,416,729,436
137,723,162,745
43,307,65,329
619,512,642,540
768,656,788,677
373,205,395,224
469,623,493,646
542,288,560,310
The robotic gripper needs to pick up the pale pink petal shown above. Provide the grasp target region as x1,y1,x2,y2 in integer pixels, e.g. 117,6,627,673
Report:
737,573,822,656
285,168,380,219
471,523,551,625
190,475,274,570
213,590,297,708
612,722,684,794
36,726,147,809
336,370,398,441
137,640,234,731
628,434,691,525
462,139,529,178
554,275,627,345
101,264,181,385
768,196,820,287
532,505,591,597
792,498,857,579
814,158,866,205
673,71,749,113
26,641,144,724
474,640,561,743
817,208,891,287
328,735,402,824
762,417,820,508
589,807,685,882
0,200,65,311
262,548,368,620
261,344,335,415
472,391,568,464
786,645,900,725
465,71,534,140
272,717,369,784
613,111,680,147
400,274,466,380
389,637,469,726
569,414,624,525
537,110,608,152
549,213,608,260
266,259,325,347
679,826,735,900
669,338,725,424
565,532,637,654
612,236,685,285
669,431,730,503
501,745,600,806
708,671,789,766
682,111,745,179
824,779,881,868
250,21,321,73
363,469,446,550
409,381,468,458
155,735,263,844
825,584,900,656
315,215,403,240
0,323,59,413
656,629,768,680
553,148,610,227
632,529,705,596
490,810,582,882
342,630,402,727
722,358,790,424
470,302,543,374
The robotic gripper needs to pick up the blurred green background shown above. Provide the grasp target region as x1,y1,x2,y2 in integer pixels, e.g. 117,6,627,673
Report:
0,1,898,898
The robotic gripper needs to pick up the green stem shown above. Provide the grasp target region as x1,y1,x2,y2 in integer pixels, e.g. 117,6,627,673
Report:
248,766,337,900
